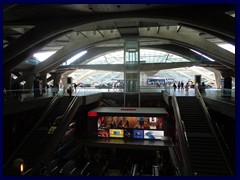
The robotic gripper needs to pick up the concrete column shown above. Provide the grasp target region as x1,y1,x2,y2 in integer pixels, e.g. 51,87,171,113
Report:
221,70,234,89
206,67,223,89
61,71,75,94
214,71,222,89
40,74,47,89
23,76,36,90
51,73,61,87
221,70,233,97
61,73,69,93
223,77,232,89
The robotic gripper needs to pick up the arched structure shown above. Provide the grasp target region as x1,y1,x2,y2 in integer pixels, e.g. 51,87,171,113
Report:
3,4,235,89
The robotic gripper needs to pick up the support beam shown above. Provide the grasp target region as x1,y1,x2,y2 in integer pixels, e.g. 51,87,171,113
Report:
4,8,234,67
59,62,201,72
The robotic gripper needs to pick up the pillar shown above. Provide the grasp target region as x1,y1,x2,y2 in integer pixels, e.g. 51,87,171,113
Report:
206,67,222,89
221,70,233,97
52,73,61,87
214,71,222,89
61,71,74,95
23,76,36,89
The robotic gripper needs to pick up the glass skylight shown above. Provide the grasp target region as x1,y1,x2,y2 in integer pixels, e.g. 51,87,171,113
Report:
88,49,189,64
33,51,57,62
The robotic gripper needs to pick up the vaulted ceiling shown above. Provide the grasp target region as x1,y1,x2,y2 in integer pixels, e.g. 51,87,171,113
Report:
3,4,235,86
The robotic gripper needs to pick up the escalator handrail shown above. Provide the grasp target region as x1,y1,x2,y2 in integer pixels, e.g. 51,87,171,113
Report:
195,87,234,175
172,96,193,176
99,161,108,176
62,90,80,118
54,138,75,156
168,146,182,176
131,164,138,176
80,162,91,175
3,93,60,168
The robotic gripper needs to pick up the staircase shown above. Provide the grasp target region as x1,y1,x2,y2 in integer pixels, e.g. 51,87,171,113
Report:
4,96,74,175
176,96,231,176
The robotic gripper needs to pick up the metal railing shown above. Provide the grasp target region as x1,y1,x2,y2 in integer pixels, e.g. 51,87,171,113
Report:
3,87,65,102
168,146,181,176
195,87,234,175
203,88,235,103
171,95,192,176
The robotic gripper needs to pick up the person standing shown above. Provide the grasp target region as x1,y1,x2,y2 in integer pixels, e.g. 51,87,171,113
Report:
173,83,177,92
201,82,206,95
74,83,77,91
185,82,189,95
177,82,181,90
181,81,184,90
67,86,72,97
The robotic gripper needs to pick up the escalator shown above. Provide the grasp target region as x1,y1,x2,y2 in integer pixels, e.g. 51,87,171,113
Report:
101,99,118,107
4,96,78,175
176,96,232,176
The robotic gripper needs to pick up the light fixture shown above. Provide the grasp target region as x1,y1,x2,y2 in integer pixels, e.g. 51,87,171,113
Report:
20,163,24,173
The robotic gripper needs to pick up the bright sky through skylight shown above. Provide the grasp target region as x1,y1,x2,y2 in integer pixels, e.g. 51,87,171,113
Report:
65,51,87,64
33,51,87,64
33,51,56,62
217,43,235,54
190,49,215,62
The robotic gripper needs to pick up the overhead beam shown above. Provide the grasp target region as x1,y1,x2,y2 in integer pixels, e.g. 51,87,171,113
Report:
4,8,234,65
58,62,201,72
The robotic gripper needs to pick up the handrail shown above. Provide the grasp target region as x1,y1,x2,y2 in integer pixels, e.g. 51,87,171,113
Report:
4,87,65,102
99,161,108,176
4,93,60,169
80,162,91,175
171,96,192,176
54,139,75,156
195,87,234,175
62,93,79,118
131,164,138,176
168,146,182,176
22,168,32,176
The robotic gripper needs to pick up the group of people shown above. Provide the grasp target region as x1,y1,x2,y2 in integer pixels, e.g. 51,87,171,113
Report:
172,81,206,95
172,81,190,94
